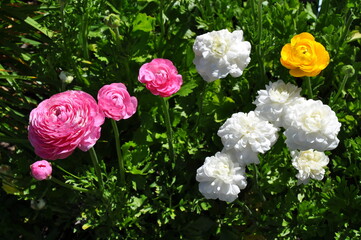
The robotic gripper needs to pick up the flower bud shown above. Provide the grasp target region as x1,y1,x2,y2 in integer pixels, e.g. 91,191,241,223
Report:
59,71,74,84
341,65,355,78
104,14,121,29
30,160,52,181
31,198,46,210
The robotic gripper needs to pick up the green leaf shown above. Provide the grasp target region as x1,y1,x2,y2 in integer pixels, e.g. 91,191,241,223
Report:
24,16,55,39
132,13,155,32
175,79,198,97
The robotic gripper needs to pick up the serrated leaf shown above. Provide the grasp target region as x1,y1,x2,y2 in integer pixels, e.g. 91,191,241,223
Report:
175,79,198,97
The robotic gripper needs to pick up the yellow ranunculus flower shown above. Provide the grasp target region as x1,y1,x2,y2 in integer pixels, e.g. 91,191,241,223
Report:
280,32,330,77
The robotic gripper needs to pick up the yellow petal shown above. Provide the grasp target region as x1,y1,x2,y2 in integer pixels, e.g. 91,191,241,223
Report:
289,68,308,77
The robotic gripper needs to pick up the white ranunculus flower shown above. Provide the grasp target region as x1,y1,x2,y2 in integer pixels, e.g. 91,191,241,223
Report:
253,80,302,127
196,152,247,202
217,111,279,165
291,149,329,185
193,29,251,82
283,98,341,151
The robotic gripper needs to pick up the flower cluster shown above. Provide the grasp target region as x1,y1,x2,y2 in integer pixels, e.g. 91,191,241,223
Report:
195,32,337,202
197,79,341,202
28,84,138,161
28,58,182,181
254,81,340,184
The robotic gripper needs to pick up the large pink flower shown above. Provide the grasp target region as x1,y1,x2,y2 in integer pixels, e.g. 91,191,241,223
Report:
97,83,138,121
28,90,105,160
30,160,52,180
138,58,183,97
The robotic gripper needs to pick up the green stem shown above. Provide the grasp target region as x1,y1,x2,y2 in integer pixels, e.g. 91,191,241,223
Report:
193,81,207,131
257,0,263,43
257,0,266,84
331,75,349,104
236,199,253,216
252,164,266,202
159,0,165,38
52,163,81,180
111,119,126,186
161,97,175,162
251,0,266,86
80,0,89,59
305,76,314,99
50,177,89,192
89,147,104,191
114,27,122,48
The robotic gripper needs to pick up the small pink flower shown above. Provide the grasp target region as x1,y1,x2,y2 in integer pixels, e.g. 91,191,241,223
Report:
28,90,105,160
138,58,183,97
97,83,138,121
30,160,52,180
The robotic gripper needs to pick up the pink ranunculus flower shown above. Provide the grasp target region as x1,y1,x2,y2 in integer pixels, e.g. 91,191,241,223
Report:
97,83,138,121
30,160,52,180
28,90,105,160
138,58,183,97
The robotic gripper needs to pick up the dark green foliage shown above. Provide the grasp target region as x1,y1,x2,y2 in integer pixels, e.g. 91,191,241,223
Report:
0,0,360,239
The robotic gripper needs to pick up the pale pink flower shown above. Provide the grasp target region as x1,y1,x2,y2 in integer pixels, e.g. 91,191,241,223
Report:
138,58,183,97
28,90,105,160
97,83,137,121
30,160,52,180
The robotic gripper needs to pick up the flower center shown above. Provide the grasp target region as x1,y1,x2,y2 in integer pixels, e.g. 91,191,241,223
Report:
154,70,168,84
303,111,323,132
112,94,123,106
52,106,67,122
269,86,290,103
211,35,228,57
295,45,312,62
240,119,256,135
211,161,233,183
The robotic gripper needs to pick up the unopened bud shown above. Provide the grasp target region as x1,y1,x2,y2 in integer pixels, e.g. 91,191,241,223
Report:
31,198,46,210
341,65,355,78
104,14,121,29
59,71,74,84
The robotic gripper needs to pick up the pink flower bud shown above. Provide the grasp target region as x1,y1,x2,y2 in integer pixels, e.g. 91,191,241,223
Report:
30,160,52,181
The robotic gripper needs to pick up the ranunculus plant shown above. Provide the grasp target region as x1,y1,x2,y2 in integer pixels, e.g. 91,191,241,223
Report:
138,58,183,162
